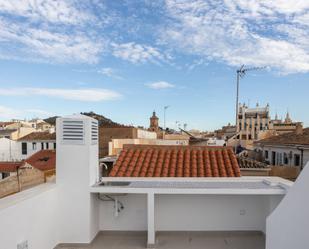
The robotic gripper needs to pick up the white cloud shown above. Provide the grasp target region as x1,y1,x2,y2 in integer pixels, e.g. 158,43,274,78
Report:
0,88,121,102
146,81,175,89
0,1,104,64
98,67,123,79
112,42,167,64
161,0,309,74
0,0,93,24
0,20,104,64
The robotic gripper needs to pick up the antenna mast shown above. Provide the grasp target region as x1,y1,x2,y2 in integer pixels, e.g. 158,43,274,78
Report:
235,65,266,135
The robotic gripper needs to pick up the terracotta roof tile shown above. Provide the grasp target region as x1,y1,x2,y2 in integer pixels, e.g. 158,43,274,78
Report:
24,150,56,171
109,145,241,177
18,132,56,141
0,162,22,172
255,127,309,146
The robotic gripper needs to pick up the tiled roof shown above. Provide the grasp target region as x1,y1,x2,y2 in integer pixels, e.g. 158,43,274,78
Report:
24,150,56,171
109,145,241,177
237,157,270,169
0,129,17,136
0,162,22,172
256,127,309,146
18,132,56,141
0,122,14,128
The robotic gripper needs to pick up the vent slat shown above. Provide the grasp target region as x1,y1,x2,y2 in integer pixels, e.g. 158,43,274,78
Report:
62,120,85,144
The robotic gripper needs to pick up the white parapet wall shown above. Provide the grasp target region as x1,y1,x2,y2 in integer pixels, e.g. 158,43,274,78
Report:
0,184,59,249
266,162,309,249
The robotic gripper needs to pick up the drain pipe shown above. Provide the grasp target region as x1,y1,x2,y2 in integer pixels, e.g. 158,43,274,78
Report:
98,194,124,217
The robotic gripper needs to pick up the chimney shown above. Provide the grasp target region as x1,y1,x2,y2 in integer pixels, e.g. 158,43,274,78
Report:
295,123,303,135
56,114,99,244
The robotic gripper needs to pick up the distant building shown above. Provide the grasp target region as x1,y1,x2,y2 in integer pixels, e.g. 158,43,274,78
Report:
237,103,271,141
149,111,159,132
0,162,21,180
108,138,189,156
215,123,236,140
18,132,56,160
254,124,309,169
0,138,20,161
99,126,157,157
270,112,302,134
0,150,56,197
228,103,302,150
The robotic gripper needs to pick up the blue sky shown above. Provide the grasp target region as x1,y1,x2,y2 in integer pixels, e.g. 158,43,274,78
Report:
0,1,308,131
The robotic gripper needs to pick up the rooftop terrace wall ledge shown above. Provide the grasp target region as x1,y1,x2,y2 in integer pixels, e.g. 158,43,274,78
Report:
100,176,293,183
0,182,56,210
90,186,287,195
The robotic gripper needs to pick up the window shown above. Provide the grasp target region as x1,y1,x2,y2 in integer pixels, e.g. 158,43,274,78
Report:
283,153,288,165
53,143,56,149
294,154,300,166
21,142,27,155
272,151,276,165
41,142,44,150
279,153,283,165
32,142,37,150
46,143,49,149
265,150,269,159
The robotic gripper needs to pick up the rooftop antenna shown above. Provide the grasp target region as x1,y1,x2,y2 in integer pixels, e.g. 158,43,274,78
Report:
163,105,170,139
235,65,266,128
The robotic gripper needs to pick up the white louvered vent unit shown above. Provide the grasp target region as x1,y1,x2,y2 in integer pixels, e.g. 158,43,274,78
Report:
91,120,98,145
61,120,85,145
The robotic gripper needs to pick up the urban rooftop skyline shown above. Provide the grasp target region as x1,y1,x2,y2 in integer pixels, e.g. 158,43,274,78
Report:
0,1,308,130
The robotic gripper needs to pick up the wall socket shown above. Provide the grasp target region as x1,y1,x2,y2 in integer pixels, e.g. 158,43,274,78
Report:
240,209,246,215
17,241,28,249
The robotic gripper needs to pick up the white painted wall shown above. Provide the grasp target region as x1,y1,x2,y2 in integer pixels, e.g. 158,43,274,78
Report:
137,129,157,139
0,184,59,249
0,137,56,161
0,137,20,161
56,115,99,244
258,145,309,168
100,194,281,233
266,162,309,249
20,140,56,160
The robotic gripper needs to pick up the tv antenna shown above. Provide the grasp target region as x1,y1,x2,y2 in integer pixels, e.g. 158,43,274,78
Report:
235,65,266,127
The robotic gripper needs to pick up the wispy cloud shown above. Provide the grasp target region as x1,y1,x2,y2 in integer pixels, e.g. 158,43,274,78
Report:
112,42,168,64
161,0,309,74
0,19,104,64
0,0,94,24
146,81,175,89
0,1,105,64
0,88,121,102
98,67,123,79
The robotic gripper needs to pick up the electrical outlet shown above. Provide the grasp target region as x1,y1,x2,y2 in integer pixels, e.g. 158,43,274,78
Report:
240,209,246,215
17,241,28,249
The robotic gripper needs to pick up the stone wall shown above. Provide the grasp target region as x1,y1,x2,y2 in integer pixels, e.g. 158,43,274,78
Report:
270,166,300,181
0,168,45,198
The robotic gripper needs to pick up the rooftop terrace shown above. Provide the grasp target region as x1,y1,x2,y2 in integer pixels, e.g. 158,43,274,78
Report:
56,231,265,249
